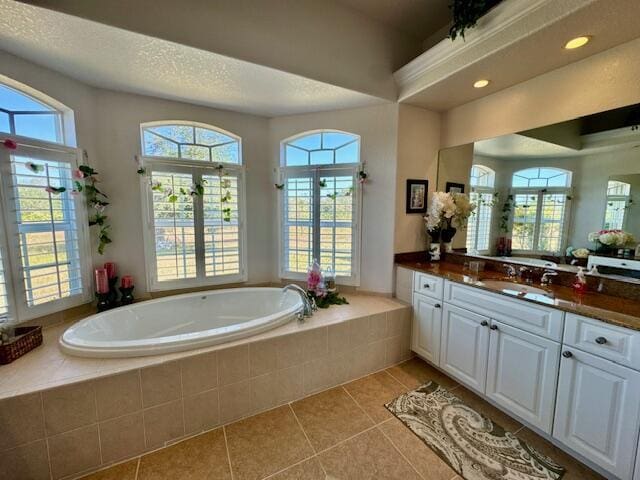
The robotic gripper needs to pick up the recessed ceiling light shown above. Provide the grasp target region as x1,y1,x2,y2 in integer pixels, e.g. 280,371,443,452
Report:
474,79,490,88
565,36,590,49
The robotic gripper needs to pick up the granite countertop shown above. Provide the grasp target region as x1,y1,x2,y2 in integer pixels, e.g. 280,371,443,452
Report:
397,260,640,332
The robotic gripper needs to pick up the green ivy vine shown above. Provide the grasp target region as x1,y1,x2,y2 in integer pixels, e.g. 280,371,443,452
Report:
448,0,502,41
75,165,112,255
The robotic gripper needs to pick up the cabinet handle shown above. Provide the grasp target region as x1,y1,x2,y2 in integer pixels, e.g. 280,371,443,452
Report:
434,303,441,309
490,324,498,330
595,336,607,345
562,351,573,358
480,320,488,327
423,284,430,289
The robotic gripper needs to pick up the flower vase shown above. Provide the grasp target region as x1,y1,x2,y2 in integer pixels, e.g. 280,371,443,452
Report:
427,229,441,261
595,241,614,255
441,227,457,253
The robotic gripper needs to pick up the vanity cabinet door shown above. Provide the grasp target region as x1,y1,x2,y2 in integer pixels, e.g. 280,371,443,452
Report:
440,304,490,394
412,293,442,366
553,348,640,480
486,321,560,434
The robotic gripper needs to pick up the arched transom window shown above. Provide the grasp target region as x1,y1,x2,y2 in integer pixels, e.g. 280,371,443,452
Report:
470,164,495,189
283,131,359,166
510,167,572,254
140,122,246,291
279,130,361,284
0,79,90,322
0,82,64,144
511,167,571,188
142,122,240,164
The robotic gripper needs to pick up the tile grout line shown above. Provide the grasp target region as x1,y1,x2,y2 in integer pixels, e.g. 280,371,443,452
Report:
92,381,104,465
222,425,236,480
134,457,141,480
341,384,378,427
286,403,328,477
377,420,428,480
40,391,54,480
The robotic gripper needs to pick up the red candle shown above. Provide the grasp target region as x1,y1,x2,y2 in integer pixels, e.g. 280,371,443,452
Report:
95,268,109,294
104,262,116,279
121,275,134,289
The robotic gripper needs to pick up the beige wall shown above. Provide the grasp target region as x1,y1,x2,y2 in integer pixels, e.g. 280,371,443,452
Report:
27,0,421,101
269,104,400,293
93,90,273,293
393,104,441,253
441,37,640,148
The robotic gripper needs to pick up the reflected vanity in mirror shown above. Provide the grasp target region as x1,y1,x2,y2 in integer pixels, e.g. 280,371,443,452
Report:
437,103,640,282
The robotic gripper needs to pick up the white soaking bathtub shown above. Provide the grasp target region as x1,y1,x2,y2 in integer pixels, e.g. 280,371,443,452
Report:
60,288,304,358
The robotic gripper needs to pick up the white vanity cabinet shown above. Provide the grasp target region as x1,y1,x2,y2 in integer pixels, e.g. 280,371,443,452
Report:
412,292,442,365
486,320,560,433
440,303,490,393
554,314,640,480
400,267,640,479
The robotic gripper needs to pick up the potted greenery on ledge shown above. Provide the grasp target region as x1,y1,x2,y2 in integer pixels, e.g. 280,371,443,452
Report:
448,0,503,40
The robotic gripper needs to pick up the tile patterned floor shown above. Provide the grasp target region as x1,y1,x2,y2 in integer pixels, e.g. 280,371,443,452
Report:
81,357,605,480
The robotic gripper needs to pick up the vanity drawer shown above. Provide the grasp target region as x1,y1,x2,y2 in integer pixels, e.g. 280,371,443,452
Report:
414,272,444,300
564,313,640,370
444,281,564,341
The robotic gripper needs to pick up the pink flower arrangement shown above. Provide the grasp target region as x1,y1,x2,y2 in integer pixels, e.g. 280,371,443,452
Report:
306,260,326,297
2,139,17,150
72,168,85,179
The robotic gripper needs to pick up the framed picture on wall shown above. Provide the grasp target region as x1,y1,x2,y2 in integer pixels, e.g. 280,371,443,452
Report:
406,179,428,214
445,182,465,194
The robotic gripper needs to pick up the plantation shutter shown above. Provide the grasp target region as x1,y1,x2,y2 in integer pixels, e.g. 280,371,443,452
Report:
319,171,355,277
282,171,314,274
150,170,196,282
0,243,9,320
145,162,246,289
281,166,358,281
0,144,89,319
202,173,242,276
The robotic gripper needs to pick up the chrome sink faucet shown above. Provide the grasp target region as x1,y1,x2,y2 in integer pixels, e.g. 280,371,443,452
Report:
283,284,316,321
541,269,559,286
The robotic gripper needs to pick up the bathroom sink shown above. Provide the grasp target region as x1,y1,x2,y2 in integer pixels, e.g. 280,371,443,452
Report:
480,280,554,303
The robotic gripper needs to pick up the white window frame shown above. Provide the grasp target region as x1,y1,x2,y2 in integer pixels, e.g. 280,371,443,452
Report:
277,130,362,286
467,188,495,255
467,165,496,255
509,187,572,255
139,125,247,292
603,181,631,230
0,135,92,321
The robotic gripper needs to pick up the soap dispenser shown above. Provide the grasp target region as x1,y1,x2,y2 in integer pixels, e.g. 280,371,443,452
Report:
572,266,588,294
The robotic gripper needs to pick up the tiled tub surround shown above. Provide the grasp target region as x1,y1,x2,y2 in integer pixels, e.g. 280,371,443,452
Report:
0,294,411,480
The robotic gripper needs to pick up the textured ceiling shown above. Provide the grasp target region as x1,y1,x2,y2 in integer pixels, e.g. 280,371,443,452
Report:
0,0,384,117
337,0,450,41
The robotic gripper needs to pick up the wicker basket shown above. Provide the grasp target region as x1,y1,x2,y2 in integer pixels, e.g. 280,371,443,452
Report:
0,326,43,364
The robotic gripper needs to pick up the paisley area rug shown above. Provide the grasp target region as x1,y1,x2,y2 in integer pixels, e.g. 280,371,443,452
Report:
385,382,565,480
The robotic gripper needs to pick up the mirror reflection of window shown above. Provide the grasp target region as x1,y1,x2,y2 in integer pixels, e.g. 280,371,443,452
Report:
467,165,495,254
604,180,631,230
510,168,572,254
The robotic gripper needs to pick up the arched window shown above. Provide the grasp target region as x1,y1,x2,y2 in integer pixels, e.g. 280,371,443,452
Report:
279,130,361,284
0,82,65,144
0,79,90,322
467,165,495,253
139,122,245,290
141,122,240,164
604,180,631,230
510,167,572,254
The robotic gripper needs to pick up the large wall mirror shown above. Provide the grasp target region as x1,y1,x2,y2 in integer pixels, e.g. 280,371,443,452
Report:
437,103,640,281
